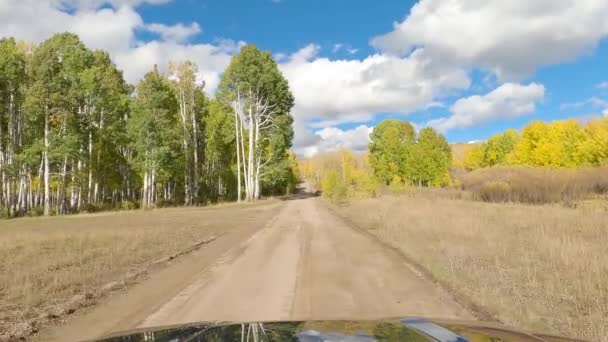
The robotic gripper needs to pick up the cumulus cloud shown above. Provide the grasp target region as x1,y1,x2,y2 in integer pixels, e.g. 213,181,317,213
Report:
145,22,201,43
0,1,138,52
597,82,608,89
372,0,608,80
428,83,545,132
114,41,235,92
294,125,373,158
281,45,470,128
0,0,235,92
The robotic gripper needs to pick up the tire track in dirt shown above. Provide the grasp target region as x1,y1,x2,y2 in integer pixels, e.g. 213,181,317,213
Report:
38,193,473,341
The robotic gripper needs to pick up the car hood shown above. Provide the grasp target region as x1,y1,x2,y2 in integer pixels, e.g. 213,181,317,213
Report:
92,318,583,342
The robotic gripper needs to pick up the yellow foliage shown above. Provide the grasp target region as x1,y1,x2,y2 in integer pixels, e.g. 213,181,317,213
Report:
300,149,379,199
577,117,608,165
388,175,409,194
463,146,484,170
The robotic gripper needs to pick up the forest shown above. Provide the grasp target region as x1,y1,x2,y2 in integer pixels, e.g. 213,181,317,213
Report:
0,34,298,217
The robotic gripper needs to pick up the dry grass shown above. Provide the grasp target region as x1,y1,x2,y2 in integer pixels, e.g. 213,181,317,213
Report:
459,166,608,206
0,201,280,336
335,195,608,342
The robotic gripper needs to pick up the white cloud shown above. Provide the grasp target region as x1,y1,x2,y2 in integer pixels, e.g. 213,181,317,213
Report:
0,1,142,54
560,97,608,111
428,83,545,132
0,0,234,93
281,45,470,128
331,43,358,55
372,0,608,80
145,22,201,43
57,0,171,10
597,82,608,89
294,125,373,157
288,44,321,63
114,41,235,92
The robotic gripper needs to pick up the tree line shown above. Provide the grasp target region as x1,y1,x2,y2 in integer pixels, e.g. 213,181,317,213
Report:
463,117,608,170
0,33,297,217
299,119,452,201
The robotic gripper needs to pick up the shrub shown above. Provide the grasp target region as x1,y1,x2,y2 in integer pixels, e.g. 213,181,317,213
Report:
82,202,112,213
29,206,44,217
460,166,608,205
120,201,140,210
156,199,177,208
388,175,409,194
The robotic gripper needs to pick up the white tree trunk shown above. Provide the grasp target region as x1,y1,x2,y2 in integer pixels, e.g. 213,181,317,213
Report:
254,115,261,199
247,104,255,201
178,87,191,205
142,170,148,208
94,110,104,203
87,130,93,204
234,103,241,202
43,105,50,216
191,92,199,204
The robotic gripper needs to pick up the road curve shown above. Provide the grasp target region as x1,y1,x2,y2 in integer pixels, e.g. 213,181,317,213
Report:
38,194,472,341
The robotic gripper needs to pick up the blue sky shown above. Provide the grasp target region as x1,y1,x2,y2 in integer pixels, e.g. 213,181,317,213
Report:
2,0,608,155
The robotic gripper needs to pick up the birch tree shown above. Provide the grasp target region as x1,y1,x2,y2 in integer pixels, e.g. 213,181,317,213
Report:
218,45,294,201
169,61,206,205
0,38,27,216
128,66,179,208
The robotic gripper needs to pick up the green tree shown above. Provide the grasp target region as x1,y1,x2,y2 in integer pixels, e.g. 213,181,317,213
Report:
405,127,451,186
0,38,27,216
481,129,519,166
203,99,236,202
26,33,94,215
128,67,179,208
368,119,415,185
217,45,294,201
80,50,132,209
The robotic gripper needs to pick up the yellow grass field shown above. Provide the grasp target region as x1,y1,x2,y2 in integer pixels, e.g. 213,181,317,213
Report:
0,201,281,338
334,193,608,342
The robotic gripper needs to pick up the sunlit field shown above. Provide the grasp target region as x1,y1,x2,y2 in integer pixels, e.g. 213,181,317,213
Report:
335,193,608,341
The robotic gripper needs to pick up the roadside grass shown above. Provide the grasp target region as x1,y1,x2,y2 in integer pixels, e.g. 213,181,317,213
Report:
0,201,280,338
334,194,608,342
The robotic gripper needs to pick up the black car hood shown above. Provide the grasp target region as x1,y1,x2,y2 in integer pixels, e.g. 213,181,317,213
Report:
92,318,583,342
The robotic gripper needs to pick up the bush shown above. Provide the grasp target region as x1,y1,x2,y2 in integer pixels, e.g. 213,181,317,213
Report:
0,207,10,219
82,202,111,213
156,199,177,208
120,200,140,210
459,166,608,205
388,175,409,194
321,170,349,202
29,206,44,217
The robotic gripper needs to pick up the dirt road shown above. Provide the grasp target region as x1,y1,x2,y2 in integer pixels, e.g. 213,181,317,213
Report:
39,193,472,341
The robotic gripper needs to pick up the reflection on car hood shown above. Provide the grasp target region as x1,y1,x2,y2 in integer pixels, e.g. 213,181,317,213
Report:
92,318,584,342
